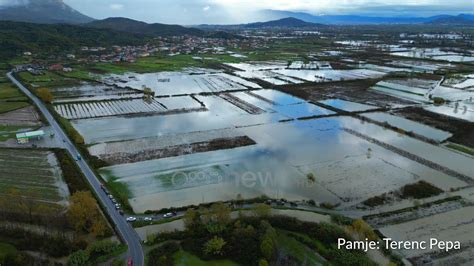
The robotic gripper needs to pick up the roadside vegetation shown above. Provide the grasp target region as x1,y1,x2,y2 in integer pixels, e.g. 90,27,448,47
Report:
145,203,379,265
0,148,118,264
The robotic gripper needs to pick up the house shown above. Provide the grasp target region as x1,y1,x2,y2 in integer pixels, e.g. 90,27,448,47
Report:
49,64,64,71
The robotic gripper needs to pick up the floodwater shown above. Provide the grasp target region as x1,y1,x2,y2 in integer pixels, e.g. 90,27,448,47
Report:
318,99,379,112
361,112,452,142
103,71,261,96
99,116,469,212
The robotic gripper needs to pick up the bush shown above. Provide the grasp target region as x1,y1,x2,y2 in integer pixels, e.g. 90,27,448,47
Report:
67,240,121,266
432,97,445,105
148,242,180,266
362,194,389,207
53,149,88,193
400,181,443,199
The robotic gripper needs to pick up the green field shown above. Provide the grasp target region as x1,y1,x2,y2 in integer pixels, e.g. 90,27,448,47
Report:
0,125,34,141
0,81,29,110
0,79,30,114
276,230,327,265
17,71,81,88
447,143,474,156
173,250,239,266
0,149,69,212
0,242,17,262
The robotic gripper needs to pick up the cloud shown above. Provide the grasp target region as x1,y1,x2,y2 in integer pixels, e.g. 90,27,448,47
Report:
64,0,473,24
109,3,124,10
0,0,29,7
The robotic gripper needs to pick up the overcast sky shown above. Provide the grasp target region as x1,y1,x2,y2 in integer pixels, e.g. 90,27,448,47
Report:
45,0,474,24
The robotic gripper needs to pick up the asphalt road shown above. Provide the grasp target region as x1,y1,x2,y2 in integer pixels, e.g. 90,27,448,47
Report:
8,72,145,266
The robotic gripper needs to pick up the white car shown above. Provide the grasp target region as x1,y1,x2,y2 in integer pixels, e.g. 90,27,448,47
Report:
126,217,137,222
144,217,152,222
163,212,174,218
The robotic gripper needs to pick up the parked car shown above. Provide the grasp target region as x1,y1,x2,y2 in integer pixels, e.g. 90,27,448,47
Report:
126,217,137,222
115,203,121,209
144,217,152,222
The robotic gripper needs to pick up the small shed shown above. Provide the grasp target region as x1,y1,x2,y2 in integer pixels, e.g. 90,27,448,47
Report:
16,130,45,144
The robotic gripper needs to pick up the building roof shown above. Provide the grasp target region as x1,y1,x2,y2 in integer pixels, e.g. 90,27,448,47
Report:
16,130,45,139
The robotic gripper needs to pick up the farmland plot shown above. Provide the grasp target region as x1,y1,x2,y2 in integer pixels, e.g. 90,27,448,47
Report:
0,149,70,211
361,112,453,143
273,69,386,83
103,71,261,96
54,96,203,119
50,84,138,99
379,206,474,263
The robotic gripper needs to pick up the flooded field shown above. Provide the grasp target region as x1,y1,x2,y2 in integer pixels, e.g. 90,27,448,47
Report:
103,71,261,96
228,62,386,85
391,48,474,62
49,67,474,215
379,206,474,263
361,112,453,142
54,96,203,119
99,116,470,212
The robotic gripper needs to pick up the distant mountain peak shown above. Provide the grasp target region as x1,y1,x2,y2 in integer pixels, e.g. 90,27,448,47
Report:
0,0,93,24
86,17,204,37
245,17,323,28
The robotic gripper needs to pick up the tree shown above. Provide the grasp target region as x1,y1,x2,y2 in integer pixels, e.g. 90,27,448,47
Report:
68,191,97,232
259,259,269,266
183,208,199,230
90,218,109,237
253,203,272,218
67,191,109,236
67,250,90,266
203,202,231,233
37,88,53,103
203,236,226,256
347,219,377,241
260,221,277,260
260,239,274,260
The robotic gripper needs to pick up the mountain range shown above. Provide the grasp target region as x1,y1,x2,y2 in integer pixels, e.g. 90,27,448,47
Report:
0,0,93,24
262,10,474,25
0,0,473,27
86,17,203,37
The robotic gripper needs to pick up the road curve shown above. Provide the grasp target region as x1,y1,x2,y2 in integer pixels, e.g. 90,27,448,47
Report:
7,72,145,266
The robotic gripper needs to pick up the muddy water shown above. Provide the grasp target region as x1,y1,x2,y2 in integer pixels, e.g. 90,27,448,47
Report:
99,116,469,213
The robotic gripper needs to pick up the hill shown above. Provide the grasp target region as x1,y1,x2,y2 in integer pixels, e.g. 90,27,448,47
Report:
428,15,474,26
86,17,203,37
261,10,467,25
0,21,146,60
0,0,93,24
244,17,322,28
196,17,324,30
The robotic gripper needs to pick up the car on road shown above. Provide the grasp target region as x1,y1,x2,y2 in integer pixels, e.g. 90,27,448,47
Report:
76,154,81,161
127,257,133,266
144,217,152,222
163,212,176,218
126,217,137,222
